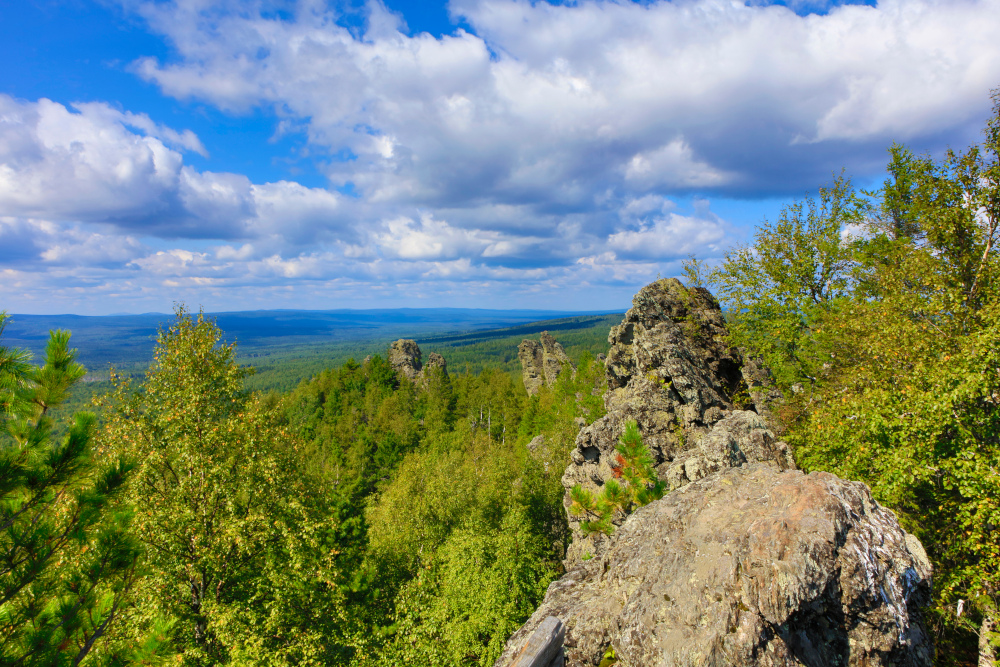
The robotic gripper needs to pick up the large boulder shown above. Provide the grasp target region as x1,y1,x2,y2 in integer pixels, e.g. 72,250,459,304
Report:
498,464,933,667
389,339,423,382
562,279,790,565
501,278,933,667
519,332,574,396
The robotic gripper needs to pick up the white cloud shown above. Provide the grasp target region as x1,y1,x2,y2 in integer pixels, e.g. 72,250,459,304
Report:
375,214,498,260
608,196,727,260
5,0,1000,312
0,216,145,267
623,139,735,189
0,96,184,224
0,95,344,242
72,102,208,156
607,213,726,260
132,0,1000,206
249,181,343,242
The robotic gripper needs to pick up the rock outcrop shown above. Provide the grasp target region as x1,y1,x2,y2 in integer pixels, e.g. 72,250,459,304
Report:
498,464,933,667
389,339,423,382
388,339,447,385
498,278,933,667
519,332,574,396
425,351,447,377
563,278,791,564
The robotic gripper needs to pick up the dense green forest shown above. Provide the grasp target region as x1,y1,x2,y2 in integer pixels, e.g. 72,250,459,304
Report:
4,93,1000,666
36,312,620,441
1,305,608,666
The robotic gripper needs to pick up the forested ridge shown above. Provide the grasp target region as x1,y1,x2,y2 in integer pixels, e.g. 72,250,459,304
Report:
3,92,1000,665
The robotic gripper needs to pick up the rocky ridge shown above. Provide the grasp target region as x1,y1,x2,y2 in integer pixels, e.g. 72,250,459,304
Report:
563,278,792,565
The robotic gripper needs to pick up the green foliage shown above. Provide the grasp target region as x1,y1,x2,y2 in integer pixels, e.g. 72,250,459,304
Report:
97,307,354,666
598,645,618,667
5,301,615,665
372,504,557,667
453,368,523,446
570,420,664,536
681,254,707,289
282,354,419,498
1,315,154,667
517,351,606,468
711,174,863,387
0,313,34,424
344,345,595,665
713,89,1000,663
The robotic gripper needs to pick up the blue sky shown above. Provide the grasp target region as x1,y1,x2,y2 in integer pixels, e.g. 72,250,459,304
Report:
1,0,998,315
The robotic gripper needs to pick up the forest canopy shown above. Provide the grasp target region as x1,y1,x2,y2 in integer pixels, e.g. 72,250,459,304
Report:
2,303,606,665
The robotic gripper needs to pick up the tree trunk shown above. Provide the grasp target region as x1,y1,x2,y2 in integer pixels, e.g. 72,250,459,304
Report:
981,614,997,667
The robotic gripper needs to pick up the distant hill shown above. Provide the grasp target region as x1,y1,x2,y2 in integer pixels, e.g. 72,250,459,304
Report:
3,308,623,387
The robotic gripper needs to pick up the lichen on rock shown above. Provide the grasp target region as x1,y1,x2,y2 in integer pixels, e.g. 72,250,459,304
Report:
499,464,933,667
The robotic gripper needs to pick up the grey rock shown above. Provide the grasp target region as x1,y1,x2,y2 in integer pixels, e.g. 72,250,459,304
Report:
498,464,933,667
561,279,789,565
502,279,932,667
520,331,574,396
655,410,796,496
528,434,547,455
388,339,448,386
425,352,447,376
389,339,423,382
508,616,565,667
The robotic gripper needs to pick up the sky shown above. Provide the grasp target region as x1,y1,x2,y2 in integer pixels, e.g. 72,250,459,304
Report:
2,0,1000,315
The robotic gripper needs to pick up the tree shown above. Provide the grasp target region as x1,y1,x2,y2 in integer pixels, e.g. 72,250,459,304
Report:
710,174,863,387
1,313,160,666
363,423,561,667
569,420,664,536
713,89,1000,664
455,368,523,447
376,505,556,667
96,307,355,666
282,355,420,498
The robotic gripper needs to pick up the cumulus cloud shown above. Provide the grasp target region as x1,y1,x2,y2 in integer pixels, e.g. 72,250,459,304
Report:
5,0,1000,312
133,0,1000,206
0,216,144,267
373,213,550,264
0,96,184,226
0,95,343,241
608,198,727,260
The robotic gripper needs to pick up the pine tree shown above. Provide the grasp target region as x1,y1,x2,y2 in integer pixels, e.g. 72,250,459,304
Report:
96,307,355,666
0,313,162,666
569,420,664,536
